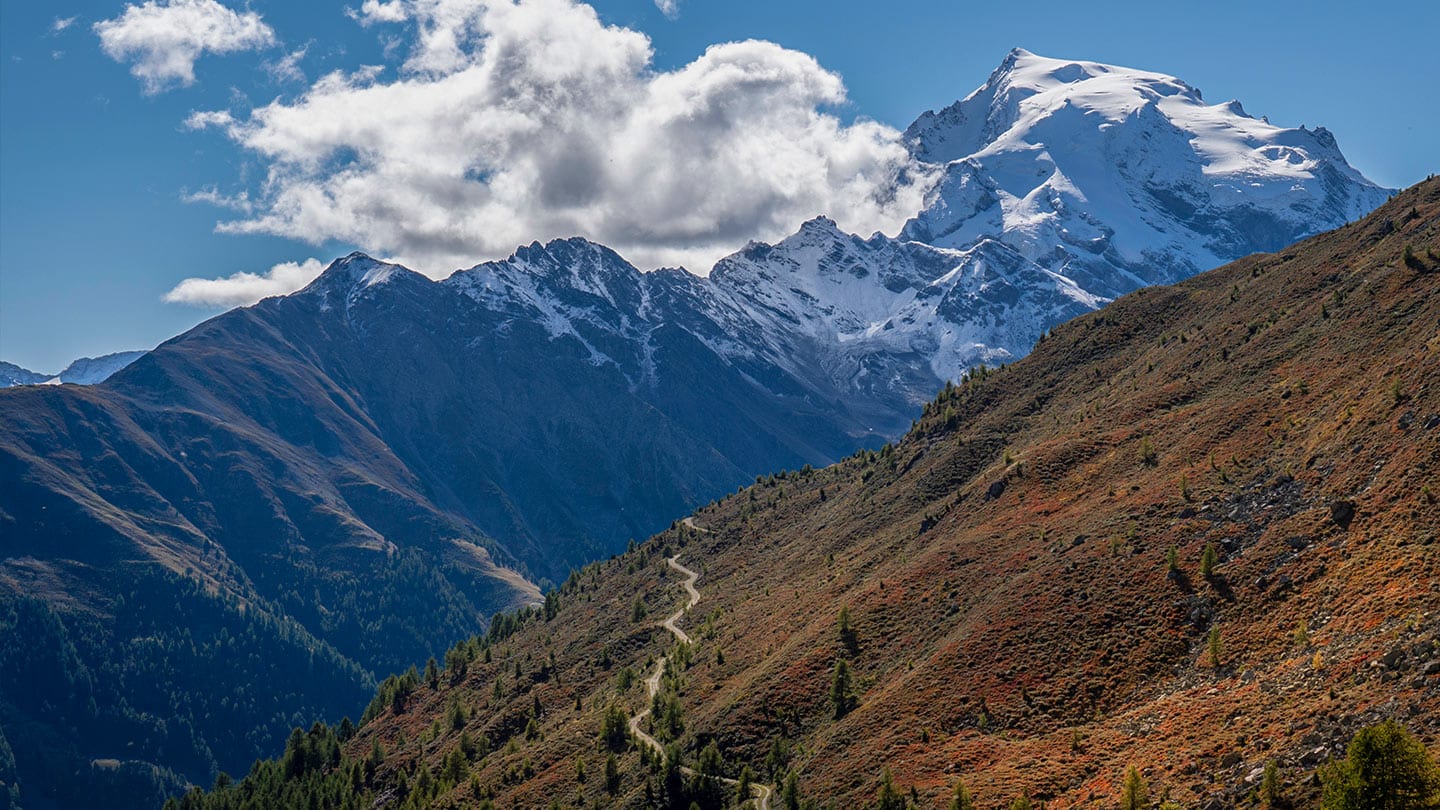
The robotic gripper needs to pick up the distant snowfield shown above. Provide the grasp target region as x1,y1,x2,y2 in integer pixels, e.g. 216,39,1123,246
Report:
0,350,147,388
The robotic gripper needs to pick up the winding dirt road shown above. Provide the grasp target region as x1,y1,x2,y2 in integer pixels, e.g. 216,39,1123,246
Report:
626,522,773,809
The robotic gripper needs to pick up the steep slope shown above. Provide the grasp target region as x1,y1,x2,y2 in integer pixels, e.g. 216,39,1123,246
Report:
180,179,1438,809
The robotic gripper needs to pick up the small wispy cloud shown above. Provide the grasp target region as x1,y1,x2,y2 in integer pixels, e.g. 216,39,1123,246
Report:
95,0,276,94
53,16,79,33
183,109,236,129
182,185,253,212
163,257,327,307
653,0,679,19
264,45,309,83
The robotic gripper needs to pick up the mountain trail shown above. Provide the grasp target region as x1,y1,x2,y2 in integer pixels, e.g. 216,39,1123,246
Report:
627,524,773,809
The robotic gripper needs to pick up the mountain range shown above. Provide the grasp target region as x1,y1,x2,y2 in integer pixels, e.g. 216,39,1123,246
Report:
0,49,1395,808
174,173,1440,810
0,351,146,388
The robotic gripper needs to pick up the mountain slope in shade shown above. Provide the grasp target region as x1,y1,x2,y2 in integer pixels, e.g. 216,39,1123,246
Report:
0,247,885,807
196,179,1439,809
0,362,47,388
0,350,147,388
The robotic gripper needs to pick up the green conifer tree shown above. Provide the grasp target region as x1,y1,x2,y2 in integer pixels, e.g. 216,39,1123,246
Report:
1321,720,1440,809
1120,766,1148,810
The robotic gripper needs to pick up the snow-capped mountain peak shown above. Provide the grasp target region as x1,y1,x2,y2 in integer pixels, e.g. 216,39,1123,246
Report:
305,252,410,293
902,49,1390,301
706,219,1097,388
299,252,420,314
906,48,1205,164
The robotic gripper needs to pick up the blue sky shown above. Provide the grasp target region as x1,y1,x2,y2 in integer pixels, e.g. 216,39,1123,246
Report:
1,0,1435,372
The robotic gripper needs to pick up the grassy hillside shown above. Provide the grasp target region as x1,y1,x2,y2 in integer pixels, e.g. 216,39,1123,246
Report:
170,178,1440,809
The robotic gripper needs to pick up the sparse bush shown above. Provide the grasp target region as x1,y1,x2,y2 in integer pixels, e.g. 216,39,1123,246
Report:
949,778,977,810
1166,545,1180,573
1261,759,1283,807
1207,626,1224,668
875,768,905,810
1139,437,1158,466
1391,378,1408,405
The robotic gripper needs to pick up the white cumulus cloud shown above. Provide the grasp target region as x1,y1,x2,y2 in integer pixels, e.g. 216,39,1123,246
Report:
348,0,411,24
182,0,936,277
163,258,327,306
95,0,275,94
